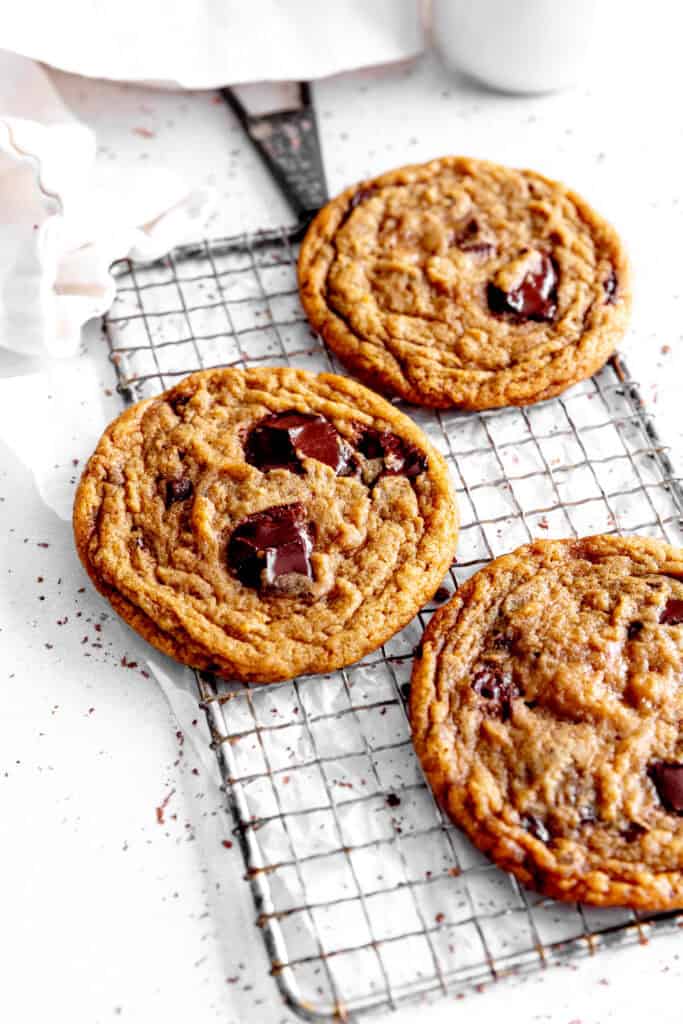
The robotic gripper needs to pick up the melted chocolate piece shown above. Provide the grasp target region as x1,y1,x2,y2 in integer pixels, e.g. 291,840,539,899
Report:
400,682,412,701
453,219,495,257
165,477,193,507
521,814,550,843
356,427,427,480
649,761,683,813
627,620,644,640
460,241,496,257
622,821,647,842
659,598,683,625
338,187,377,228
456,219,479,243
471,666,522,721
487,252,558,323
603,268,618,304
227,503,314,593
434,586,452,603
245,411,350,475
169,393,190,416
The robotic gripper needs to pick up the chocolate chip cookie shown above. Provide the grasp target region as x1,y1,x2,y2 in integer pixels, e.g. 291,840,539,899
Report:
298,157,630,410
73,367,458,683
410,536,683,908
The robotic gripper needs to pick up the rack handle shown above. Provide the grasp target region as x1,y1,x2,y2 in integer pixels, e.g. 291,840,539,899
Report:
222,82,328,223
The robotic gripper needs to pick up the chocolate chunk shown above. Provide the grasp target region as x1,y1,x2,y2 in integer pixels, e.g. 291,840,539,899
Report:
492,631,513,651
627,620,644,640
386,793,401,808
603,268,618,304
454,219,495,257
339,187,377,227
355,427,427,481
487,252,558,323
578,806,597,824
165,477,193,507
169,393,190,416
622,821,647,842
400,682,412,701
460,241,496,257
227,503,314,594
521,814,550,843
456,218,479,243
434,586,452,603
649,761,683,814
245,411,350,475
471,666,522,721
659,598,683,625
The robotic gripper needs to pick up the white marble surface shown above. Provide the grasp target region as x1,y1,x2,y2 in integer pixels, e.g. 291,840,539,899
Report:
3,27,683,1024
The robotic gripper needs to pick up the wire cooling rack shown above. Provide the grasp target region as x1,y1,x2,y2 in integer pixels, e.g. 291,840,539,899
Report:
104,225,683,1021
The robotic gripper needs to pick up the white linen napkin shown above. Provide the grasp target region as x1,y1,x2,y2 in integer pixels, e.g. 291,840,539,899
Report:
1,0,424,88
0,1,423,360
0,51,215,358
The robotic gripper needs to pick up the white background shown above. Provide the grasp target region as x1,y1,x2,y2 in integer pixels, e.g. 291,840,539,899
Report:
3,20,683,1024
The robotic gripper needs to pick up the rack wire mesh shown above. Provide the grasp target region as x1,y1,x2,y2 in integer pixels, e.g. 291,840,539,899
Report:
104,224,683,1021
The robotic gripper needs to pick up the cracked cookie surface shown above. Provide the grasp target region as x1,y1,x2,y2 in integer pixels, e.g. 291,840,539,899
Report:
410,536,683,908
298,157,630,410
74,367,458,683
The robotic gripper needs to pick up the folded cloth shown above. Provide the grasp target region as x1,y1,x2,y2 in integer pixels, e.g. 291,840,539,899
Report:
0,0,424,88
0,51,215,358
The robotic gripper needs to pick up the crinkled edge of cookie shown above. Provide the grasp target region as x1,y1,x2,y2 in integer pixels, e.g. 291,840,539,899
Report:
298,156,631,411
410,535,683,909
73,367,459,684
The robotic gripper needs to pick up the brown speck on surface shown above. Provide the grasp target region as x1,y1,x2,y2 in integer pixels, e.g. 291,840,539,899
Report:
435,912,445,924
662,344,671,354
155,788,176,824
386,793,401,808
133,126,156,138
434,586,452,603
448,866,461,877
537,516,549,530
222,839,233,849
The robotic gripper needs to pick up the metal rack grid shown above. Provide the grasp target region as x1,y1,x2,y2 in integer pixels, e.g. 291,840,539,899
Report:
104,224,683,1021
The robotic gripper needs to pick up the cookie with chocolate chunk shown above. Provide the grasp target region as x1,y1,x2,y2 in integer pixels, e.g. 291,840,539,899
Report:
73,367,458,683
410,535,683,909
298,157,630,410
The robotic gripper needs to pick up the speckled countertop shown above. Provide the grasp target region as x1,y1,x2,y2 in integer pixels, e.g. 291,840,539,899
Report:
3,36,683,1024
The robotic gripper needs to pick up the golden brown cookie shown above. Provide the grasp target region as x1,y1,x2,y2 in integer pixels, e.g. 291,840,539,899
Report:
298,157,630,410
410,535,683,909
74,367,458,683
